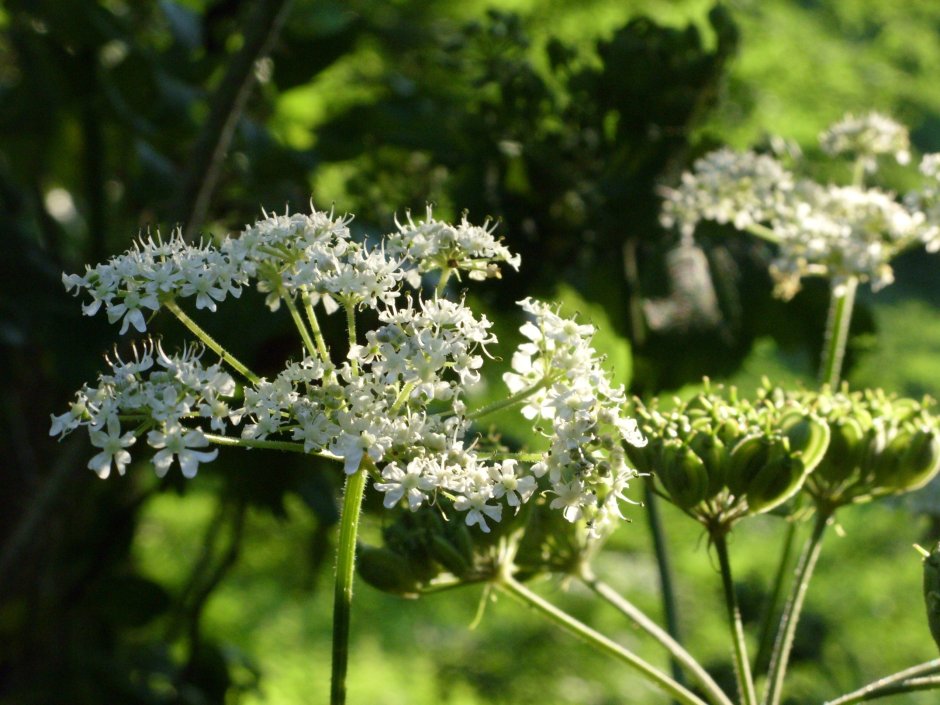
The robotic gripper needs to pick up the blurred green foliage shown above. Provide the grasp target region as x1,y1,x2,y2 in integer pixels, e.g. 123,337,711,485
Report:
4,0,940,703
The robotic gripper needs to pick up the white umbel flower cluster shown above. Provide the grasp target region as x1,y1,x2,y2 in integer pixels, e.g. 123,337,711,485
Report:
387,206,521,283
505,298,647,537
660,148,796,238
53,205,645,536
819,112,911,171
905,154,940,254
660,113,938,297
49,341,231,478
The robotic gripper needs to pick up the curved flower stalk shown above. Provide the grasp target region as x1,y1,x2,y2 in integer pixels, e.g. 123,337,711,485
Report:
52,203,647,704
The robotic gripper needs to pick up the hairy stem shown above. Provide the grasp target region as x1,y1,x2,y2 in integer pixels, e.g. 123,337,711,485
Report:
282,290,318,359
331,460,369,705
582,572,734,705
164,299,261,385
642,478,686,694
344,301,359,376
714,533,758,705
496,573,710,705
753,517,799,677
762,510,830,705
824,660,940,705
203,432,336,458
300,288,333,367
819,277,858,388
466,375,556,421
436,268,453,297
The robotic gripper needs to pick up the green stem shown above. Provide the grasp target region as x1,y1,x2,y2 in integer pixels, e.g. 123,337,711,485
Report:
330,460,369,705
582,572,734,705
643,477,687,695
466,375,556,421
344,301,359,376
436,268,453,297
496,573,710,705
282,290,318,359
744,223,782,244
819,277,858,388
164,299,261,385
824,660,940,705
203,432,339,459
753,517,800,677
474,451,545,463
714,532,758,705
300,288,333,366
762,510,830,705
389,381,417,415
852,157,867,189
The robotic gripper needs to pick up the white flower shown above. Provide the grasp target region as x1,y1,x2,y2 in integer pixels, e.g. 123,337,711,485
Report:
487,460,536,508
106,288,160,334
374,458,436,510
87,415,137,478
147,424,218,478
453,484,503,533
549,479,587,522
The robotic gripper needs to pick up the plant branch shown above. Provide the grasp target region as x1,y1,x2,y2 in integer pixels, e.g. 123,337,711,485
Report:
282,289,318,359
496,572,710,705
753,517,800,677
164,299,261,385
714,532,758,705
744,223,782,244
824,660,940,705
582,572,734,705
762,510,831,705
331,458,370,705
203,433,339,459
819,277,858,388
301,288,334,367
642,477,686,694
466,375,556,421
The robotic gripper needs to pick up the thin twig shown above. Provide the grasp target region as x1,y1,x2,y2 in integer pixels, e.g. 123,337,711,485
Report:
176,0,295,239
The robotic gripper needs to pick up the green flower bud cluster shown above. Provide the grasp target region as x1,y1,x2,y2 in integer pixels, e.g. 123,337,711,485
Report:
801,387,940,508
627,383,830,533
358,479,603,596
357,503,509,597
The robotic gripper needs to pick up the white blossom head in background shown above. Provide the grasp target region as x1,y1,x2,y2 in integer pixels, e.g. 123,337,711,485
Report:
53,204,644,539
819,111,911,172
660,113,938,298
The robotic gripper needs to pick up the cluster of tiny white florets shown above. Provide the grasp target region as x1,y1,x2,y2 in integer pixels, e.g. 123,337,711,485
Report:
659,148,796,239
49,341,232,479
905,153,940,254
504,298,647,537
53,205,645,535
387,206,521,282
660,113,939,297
819,112,911,171
770,183,925,297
